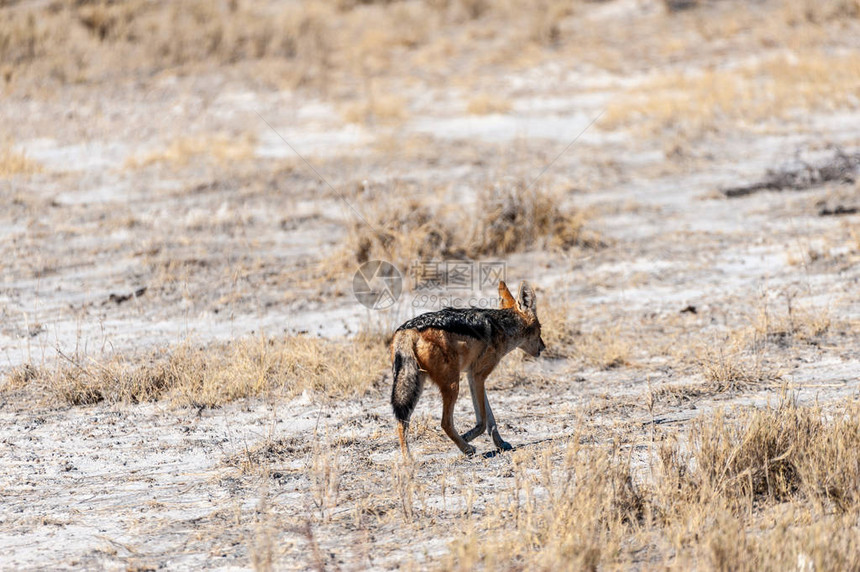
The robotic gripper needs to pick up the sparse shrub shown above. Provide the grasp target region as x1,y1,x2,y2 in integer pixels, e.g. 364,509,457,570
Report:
346,199,456,268
693,406,810,502
336,179,598,272
754,292,832,345
0,1,335,88
469,179,595,257
700,330,777,391
659,400,860,512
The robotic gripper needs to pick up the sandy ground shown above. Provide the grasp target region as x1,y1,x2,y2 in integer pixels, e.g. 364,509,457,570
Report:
2,1,860,569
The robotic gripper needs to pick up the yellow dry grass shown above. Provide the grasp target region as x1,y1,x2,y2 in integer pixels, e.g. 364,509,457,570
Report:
341,93,408,125
604,51,860,135
0,145,42,177
443,399,860,569
466,93,513,115
446,438,644,570
539,299,579,359
3,334,387,407
576,324,632,370
753,299,832,344
0,1,337,87
125,134,256,169
2,1,860,567
782,0,860,26
699,330,776,391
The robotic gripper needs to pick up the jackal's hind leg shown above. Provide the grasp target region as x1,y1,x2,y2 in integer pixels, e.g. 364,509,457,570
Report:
439,376,476,456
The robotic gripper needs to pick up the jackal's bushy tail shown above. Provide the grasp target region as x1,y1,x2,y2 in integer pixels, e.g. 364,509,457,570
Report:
391,331,422,424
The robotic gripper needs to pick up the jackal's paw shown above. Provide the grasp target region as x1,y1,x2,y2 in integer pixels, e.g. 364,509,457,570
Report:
495,440,513,452
462,444,476,457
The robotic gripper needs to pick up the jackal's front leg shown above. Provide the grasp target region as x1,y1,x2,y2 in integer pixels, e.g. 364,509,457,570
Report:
484,393,512,451
461,371,486,443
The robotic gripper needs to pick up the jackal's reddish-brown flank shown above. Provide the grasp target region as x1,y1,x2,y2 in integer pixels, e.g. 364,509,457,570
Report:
390,280,545,457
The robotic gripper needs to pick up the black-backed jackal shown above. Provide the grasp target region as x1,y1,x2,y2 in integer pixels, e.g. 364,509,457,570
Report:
390,281,545,457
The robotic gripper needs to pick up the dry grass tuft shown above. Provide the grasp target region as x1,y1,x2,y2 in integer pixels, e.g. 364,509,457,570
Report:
6,363,40,388
4,335,387,407
342,92,408,125
447,438,646,570
783,0,860,25
649,381,709,406
753,294,832,345
700,343,774,392
699,323,783,391
465,93,512,115
576,325,631,369
690,406,810,503
523,0,573,46
125,134,256,169
662,0,701,13
664,400,860,512
226,437,306,475
539,299,579,359
0,145,42,177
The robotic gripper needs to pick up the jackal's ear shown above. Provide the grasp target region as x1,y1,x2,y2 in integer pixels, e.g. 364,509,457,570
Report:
498,281,517,309
517,281,537,313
